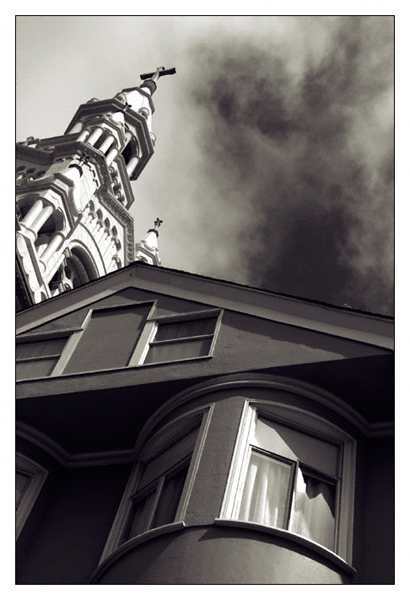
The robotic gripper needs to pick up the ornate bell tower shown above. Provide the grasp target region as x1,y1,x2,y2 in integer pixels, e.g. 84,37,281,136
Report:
16,66,175,310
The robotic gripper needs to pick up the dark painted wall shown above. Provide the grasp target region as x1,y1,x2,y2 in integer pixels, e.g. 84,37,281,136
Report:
17,386,393,584
25,288,388,379
16,286,393,584
363,436,394,583
96,526,351,584
16,463,131,584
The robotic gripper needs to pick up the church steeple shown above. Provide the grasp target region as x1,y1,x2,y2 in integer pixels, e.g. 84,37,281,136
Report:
16,67,175,310
135,218,163,266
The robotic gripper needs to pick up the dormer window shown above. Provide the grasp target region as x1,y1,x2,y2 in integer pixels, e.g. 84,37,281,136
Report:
139,311,222,365
16,307,223,379
16,336,69,379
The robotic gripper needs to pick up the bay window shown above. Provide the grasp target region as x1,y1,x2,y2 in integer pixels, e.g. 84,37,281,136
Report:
100,408,212,562
222,405,356,563
237,417,339,551
123,424,200,542
125,458,191,540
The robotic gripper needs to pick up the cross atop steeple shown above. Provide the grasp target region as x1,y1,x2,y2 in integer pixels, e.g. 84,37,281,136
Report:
140,66,176,82
139,66,176,95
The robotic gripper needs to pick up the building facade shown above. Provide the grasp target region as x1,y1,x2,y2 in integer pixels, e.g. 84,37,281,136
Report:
16,70,394,585
15,67,171,311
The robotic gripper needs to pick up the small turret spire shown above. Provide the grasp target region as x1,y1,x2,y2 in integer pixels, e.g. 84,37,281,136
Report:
135,218,163,266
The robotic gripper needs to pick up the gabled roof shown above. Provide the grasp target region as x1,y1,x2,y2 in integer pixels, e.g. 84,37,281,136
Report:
17,262,394,350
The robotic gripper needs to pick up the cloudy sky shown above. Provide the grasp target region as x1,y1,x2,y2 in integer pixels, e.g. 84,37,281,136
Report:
16,15,394,315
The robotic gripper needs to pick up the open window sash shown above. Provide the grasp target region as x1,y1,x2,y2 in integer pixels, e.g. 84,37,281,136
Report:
236,417,339,551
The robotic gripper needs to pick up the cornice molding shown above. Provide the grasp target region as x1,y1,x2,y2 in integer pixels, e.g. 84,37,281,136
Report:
90,522,186,583
15,264,394,349
16,144,54,164
213,519,356,575
134,373,393,443
64,98,154,156
16,421,134,468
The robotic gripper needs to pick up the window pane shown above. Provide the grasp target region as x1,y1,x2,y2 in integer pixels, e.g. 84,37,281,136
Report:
16,357,58,380
151,463,190,529
16,337,67,359
238,450,293,529
255,418,339,478
291,469,336,550
127,489,157,540
145,337,212,364
138,427,199,489
155,317,217,341
64,304,151,373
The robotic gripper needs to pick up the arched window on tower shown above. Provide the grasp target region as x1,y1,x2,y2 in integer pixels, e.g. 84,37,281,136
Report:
121,138,138,164
48,246,99,294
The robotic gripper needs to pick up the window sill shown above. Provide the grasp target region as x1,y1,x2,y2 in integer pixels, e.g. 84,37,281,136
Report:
16,354,213,382
89,521,187,583
213,518,356,575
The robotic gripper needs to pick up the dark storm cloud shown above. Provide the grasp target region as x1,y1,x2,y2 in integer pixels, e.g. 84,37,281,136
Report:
187,17,393,314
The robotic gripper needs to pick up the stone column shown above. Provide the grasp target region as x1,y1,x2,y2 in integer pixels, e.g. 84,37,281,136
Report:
106,147,119,166
30,204,54,235
39,232,65,267
77,130,90,143
126,156,140,177
86,127,104,147
20,199,44,229
21,202,54,241
99,134,115,154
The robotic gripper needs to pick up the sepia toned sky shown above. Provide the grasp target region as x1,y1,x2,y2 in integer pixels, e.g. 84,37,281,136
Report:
16,15,394,315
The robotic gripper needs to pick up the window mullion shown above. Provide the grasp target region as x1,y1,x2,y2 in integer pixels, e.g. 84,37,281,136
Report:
286,459,299,531
129,321,157,366
17,354,61,362
150,333,213,346
146,476,165,530
52,330,83,375
333,478,342,552
224,405,256,520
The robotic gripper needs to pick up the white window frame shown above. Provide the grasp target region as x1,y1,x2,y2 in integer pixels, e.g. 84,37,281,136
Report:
99,406,214,564
16,329,79,379
131,309,223,367
16,453,48,539
219,401,356,565
124,454,192,540
16,305,222,378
